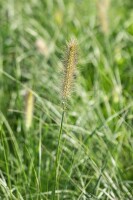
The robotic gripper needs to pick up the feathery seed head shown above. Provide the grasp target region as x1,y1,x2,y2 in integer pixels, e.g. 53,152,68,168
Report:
25,90,34,130
97,0,110,35
62,39,78,108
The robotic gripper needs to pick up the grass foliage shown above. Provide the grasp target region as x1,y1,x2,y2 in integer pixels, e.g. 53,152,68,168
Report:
0,0,133,199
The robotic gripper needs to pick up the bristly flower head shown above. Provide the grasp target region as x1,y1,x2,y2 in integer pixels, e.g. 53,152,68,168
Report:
25,90,34,130
97,0,110,35
62,39,78,108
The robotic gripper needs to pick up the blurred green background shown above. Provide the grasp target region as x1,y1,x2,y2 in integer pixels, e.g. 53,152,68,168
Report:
0,0,133,199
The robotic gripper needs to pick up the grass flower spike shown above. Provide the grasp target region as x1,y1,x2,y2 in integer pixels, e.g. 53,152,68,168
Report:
62,39,78,107
97,0,110,35
53,39,78,199
25,90,34,130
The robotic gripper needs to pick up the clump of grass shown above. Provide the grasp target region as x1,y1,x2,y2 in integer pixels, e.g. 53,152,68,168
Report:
25,90,34,130
53,39,78,199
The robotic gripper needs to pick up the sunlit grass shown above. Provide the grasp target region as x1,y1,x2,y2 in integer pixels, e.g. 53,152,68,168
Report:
0,0,133,199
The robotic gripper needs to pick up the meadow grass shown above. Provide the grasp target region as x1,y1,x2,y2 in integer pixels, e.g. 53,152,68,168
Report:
0,0,133,199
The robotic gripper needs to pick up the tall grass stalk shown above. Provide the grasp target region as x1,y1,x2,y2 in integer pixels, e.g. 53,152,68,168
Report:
52,39,78,199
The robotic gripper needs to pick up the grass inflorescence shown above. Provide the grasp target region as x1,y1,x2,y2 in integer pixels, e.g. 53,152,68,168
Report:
62,39,78,107
53,39,78,199
25,90,34,130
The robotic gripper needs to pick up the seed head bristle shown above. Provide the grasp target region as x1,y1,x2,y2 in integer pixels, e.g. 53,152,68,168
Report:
62,39,78,107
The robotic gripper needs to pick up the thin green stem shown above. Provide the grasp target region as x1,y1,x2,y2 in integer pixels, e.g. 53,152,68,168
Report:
52,109,65,200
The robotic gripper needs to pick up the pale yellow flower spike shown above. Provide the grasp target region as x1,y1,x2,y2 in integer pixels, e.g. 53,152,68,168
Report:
97,0,110,35
25,90,34,130
62,39,78,107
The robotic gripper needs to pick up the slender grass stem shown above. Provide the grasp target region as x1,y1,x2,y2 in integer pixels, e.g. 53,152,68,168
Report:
52,108,65,200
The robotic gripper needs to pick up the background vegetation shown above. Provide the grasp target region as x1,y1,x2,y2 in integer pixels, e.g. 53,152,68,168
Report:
0,0,133,199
